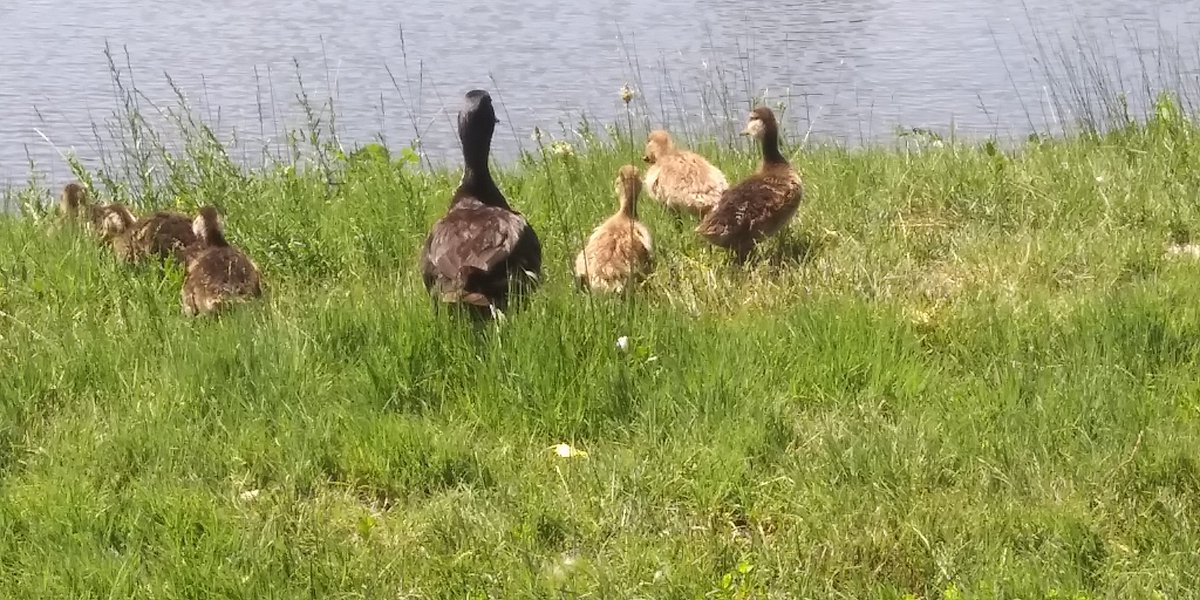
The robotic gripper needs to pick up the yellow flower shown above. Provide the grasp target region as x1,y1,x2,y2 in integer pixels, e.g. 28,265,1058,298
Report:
620,83,636,105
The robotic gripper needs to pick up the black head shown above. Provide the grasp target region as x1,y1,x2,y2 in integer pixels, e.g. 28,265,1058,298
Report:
458,90,500,147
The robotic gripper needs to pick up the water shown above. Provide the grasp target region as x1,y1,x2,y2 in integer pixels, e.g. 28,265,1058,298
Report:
1,0,1198,187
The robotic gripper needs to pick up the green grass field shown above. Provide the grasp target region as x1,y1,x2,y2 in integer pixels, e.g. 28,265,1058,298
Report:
2,97,1200,599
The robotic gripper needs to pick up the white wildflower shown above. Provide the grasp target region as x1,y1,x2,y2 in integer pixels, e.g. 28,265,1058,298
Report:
550,443,588,458
550,140,575,157
615,336,630,352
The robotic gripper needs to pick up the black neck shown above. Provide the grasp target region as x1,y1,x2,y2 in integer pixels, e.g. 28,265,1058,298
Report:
459,141,507,207
761,128,787,165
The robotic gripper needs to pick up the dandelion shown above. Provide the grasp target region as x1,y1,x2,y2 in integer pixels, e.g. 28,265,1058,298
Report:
615,335,630,352
620,83,636,105
550,443,588,458
550,140,575,158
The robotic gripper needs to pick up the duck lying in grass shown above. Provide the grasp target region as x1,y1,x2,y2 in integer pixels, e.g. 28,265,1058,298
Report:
58,182,132,230
696,107,804,263
95,204,137,254
123,210,199,265
419,89,542,321
181,206,263,317
642,130,728,217
574,165,654,293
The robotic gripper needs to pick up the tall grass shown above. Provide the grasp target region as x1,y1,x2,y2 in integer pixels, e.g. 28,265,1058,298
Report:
3,34,1200,599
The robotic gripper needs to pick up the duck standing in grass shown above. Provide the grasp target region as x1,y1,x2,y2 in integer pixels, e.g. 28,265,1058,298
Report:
181,206,263,316
574,165,654,293
642,130,728,217
696,107,804,263
419,89,542,321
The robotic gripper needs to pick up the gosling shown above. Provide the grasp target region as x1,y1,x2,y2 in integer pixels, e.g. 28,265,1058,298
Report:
181,206,263,316
642,130,728,217
695,107,804,263
574,165,654,293
125,210,199,264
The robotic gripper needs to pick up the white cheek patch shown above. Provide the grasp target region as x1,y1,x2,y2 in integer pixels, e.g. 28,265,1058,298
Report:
745,119,765,137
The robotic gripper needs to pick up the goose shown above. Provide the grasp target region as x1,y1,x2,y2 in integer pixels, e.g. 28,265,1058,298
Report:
58,182,89,224
96,204,138,257
58,181,139,244
181,206,263,316
574,165,654,293
419,89,542,321
642,130,728,217
124,210,199,264
695,107,804,263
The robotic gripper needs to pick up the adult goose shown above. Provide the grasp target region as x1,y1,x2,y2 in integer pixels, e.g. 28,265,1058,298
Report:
695,107,804,263
419,90,542,321
181,206,264,316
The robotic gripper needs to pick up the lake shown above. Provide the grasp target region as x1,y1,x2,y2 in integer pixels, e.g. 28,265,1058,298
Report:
1,0,1198,187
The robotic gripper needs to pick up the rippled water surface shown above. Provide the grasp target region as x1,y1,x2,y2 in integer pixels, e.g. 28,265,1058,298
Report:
1,0,1198,185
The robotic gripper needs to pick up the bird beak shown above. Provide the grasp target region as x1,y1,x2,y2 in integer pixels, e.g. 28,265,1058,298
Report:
642,155,652,163
739,128,752,137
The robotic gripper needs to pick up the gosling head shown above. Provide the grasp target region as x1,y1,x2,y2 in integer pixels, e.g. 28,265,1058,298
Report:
615,164,642,215
643,130,674,164
100,205,135,240
458,89,500,151
192,206,227,246
60,182,89,218
741,107,777,140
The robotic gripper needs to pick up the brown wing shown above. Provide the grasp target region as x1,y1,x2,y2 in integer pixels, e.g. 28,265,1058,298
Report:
132,212,197,263
419,201,542,312
696,172,803,246
182,247,263,316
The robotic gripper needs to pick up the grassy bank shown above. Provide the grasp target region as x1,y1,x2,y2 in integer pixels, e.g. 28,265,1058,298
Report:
3,95,1200,599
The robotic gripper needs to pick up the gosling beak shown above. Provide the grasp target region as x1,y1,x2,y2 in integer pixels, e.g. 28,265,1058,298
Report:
642,155,652,163
739,128,752,137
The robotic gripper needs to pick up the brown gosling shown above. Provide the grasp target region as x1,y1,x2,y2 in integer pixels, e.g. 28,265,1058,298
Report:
181,206,263,317
642,130,728,217
574,165,654,293
59,182,90,223
57,181,139,242
123,210,199,264
95,204,138,257
695,107,804,263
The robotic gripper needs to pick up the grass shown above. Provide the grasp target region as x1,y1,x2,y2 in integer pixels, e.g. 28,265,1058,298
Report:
3,79,1200,598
